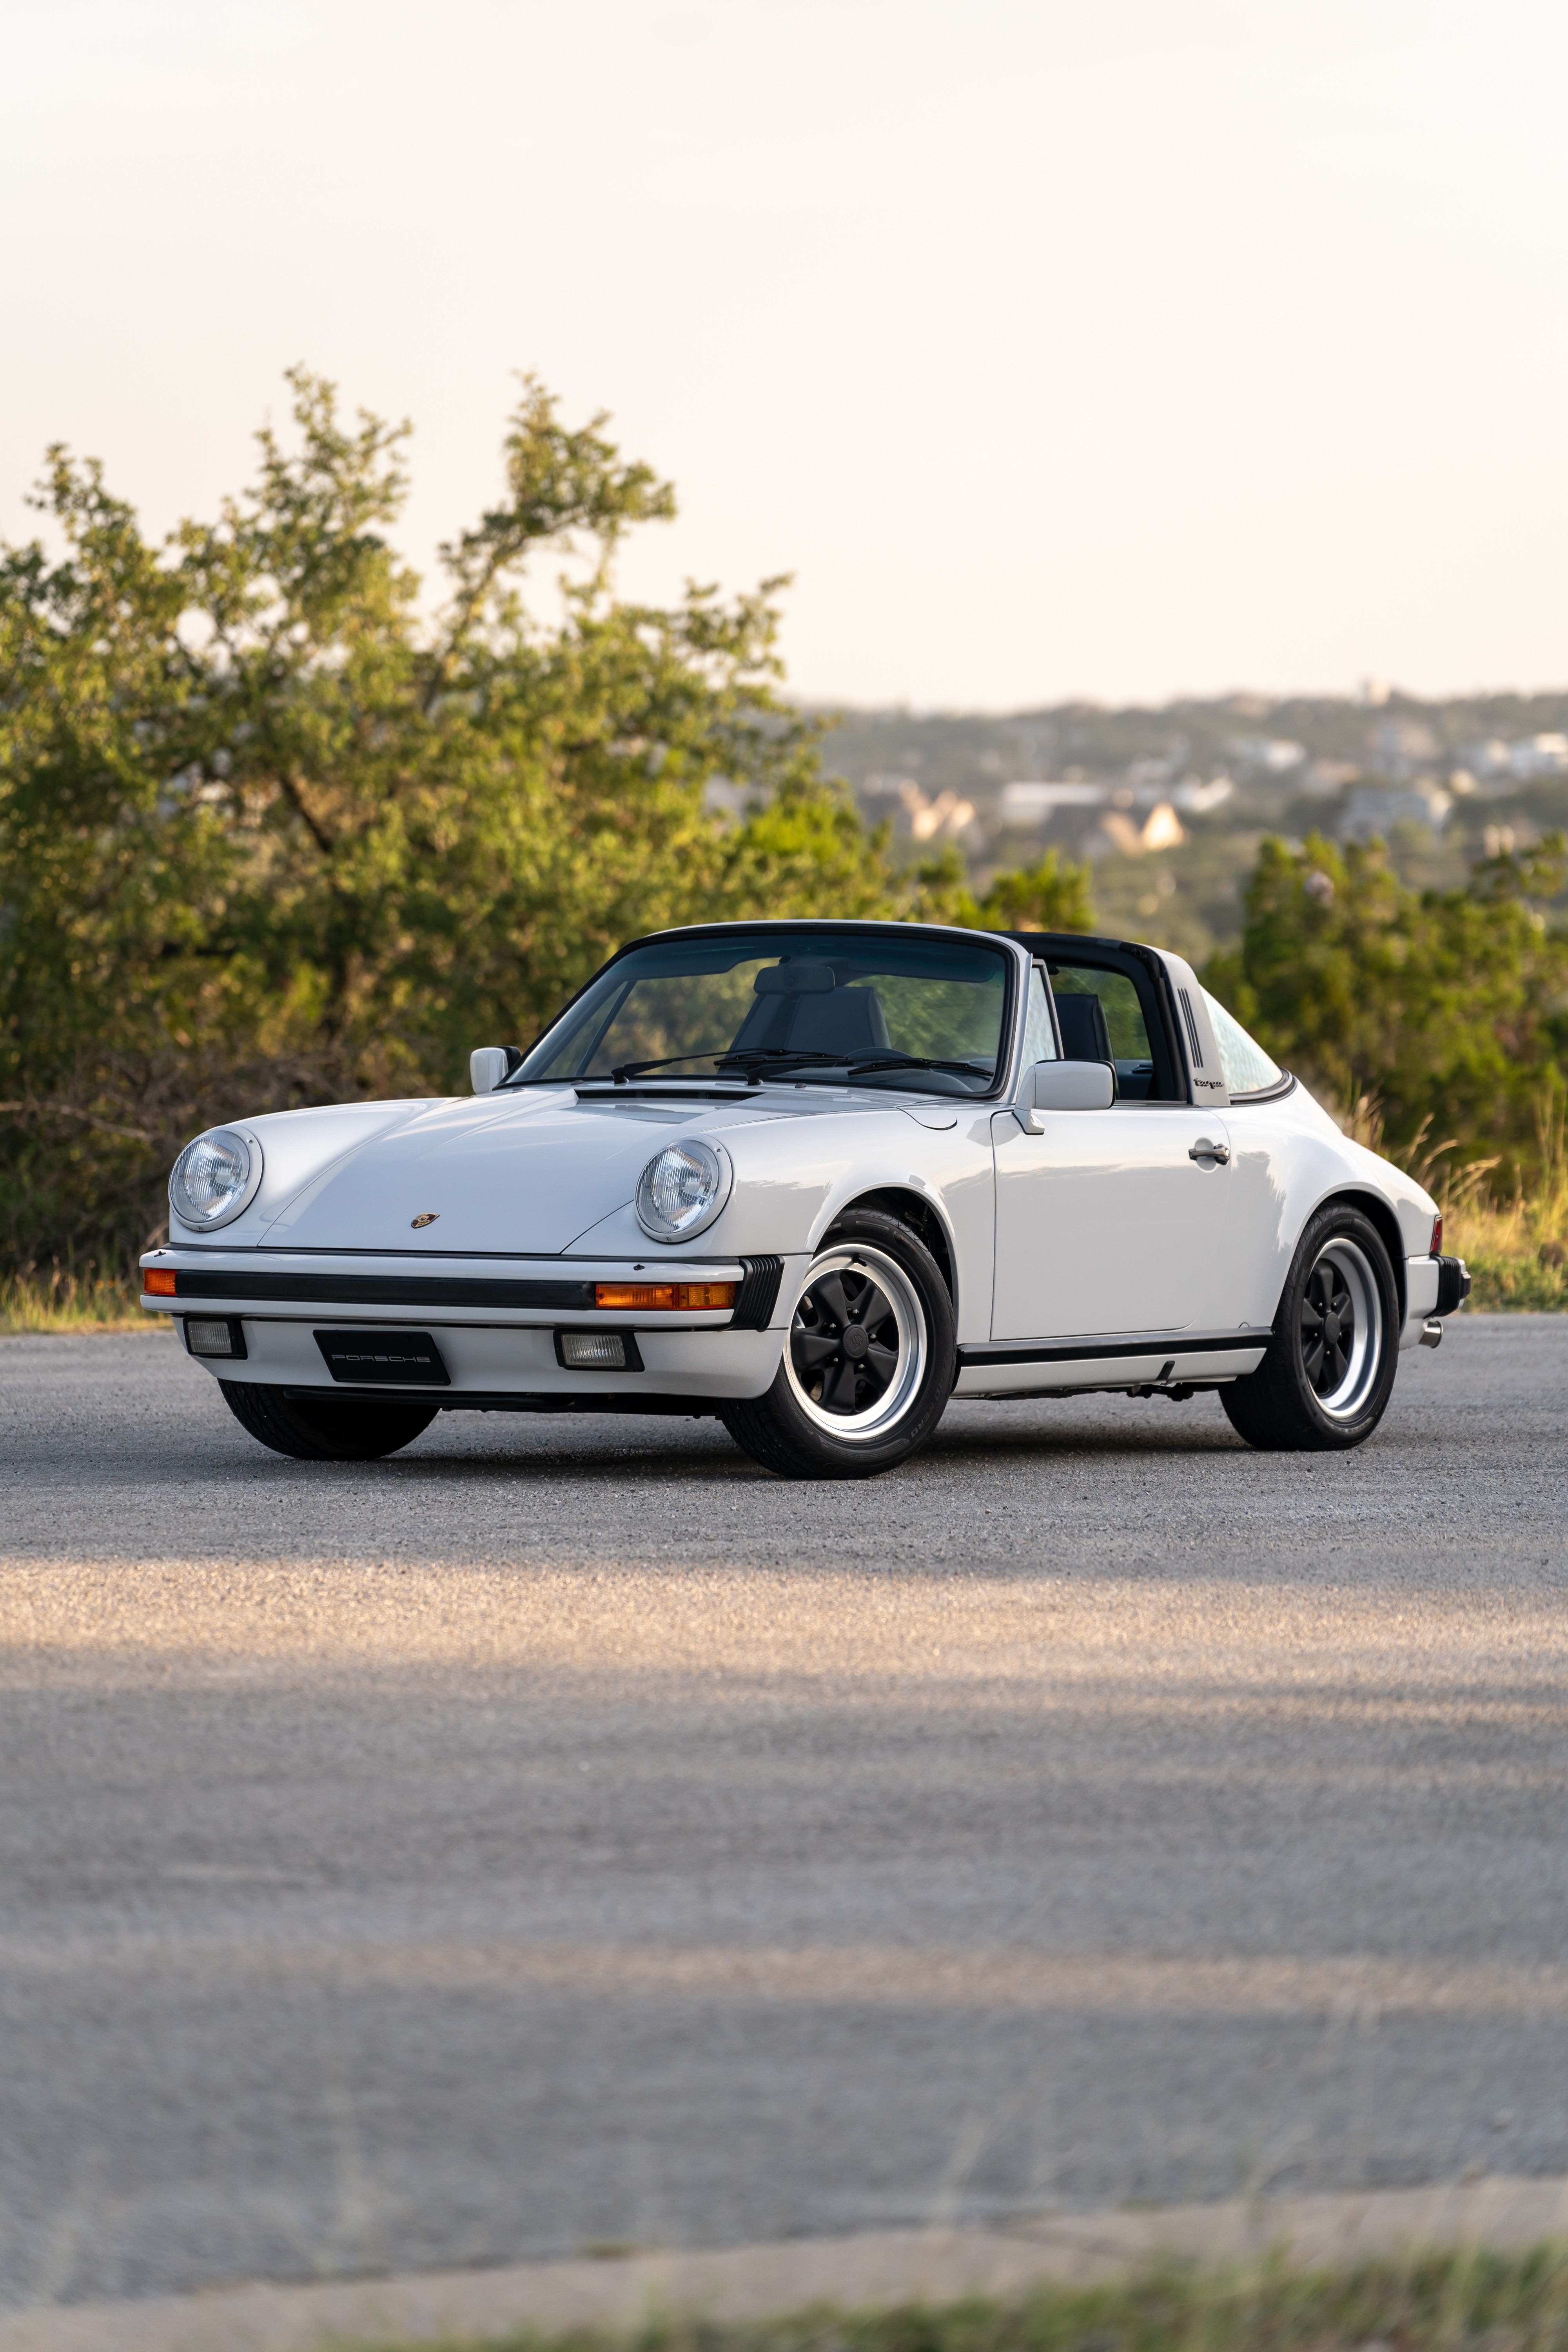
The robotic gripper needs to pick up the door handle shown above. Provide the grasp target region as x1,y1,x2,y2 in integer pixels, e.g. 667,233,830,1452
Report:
1189,1138,1230,1165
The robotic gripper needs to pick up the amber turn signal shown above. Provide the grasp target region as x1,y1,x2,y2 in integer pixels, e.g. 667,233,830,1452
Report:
144,1269,177,1296
593,1281,736,1312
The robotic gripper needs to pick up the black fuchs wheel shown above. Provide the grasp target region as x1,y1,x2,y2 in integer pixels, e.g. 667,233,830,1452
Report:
219,1381,439,1461
720,1209,956,1479
1221,1204,1400,1453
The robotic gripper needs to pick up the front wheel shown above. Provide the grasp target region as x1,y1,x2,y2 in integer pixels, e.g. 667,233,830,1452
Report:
220,1381,439,1461
1221,1205,1399,1452
720,1211,956,1479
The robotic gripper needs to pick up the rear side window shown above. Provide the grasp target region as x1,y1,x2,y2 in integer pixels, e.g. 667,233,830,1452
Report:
1202,988,1283,1095
1049,963,1162,1098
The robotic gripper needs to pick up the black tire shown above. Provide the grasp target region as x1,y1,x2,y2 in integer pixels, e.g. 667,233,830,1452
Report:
720,1209,956,1479
219,1381,439,1461
1221,1204,1399,1453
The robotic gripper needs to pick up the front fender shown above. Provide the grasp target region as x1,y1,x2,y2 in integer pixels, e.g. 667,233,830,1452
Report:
564,1102,998,1345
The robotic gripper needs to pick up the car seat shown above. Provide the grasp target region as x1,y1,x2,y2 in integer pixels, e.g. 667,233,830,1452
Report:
1055,991,1114,1063
731,975,892,1058
785,985,891,1056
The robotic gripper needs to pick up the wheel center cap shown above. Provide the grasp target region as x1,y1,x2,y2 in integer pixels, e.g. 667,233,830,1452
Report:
842,1324,870,1362
1323,1312,1342,1346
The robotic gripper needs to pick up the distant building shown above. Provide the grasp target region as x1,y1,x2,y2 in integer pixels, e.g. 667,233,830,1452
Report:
999,781,1106,825
1228,736,1306,774
1303,759,1361,795
1366,717,1441,779
1508,733,1568,779
861,776,976,843
1456,735,1568,787
1171,775,1234,813
1341,782,1452,840
1096,802,1187,857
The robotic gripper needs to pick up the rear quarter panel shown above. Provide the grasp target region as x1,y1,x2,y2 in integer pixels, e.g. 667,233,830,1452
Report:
1219,1082,1437,1330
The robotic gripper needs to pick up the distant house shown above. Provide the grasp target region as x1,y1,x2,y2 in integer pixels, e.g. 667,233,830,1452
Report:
1228,736,1307,774
1508,733,1568,780
999,781,1106,825
1366,718,1441,779
1341,782,1453,840
1457,734,1568,786
861,775,976,844
1171,775,1234,813
1096,802,1187,857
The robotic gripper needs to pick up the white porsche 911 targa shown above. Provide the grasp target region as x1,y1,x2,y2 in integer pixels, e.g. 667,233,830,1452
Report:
140,922,1469,1477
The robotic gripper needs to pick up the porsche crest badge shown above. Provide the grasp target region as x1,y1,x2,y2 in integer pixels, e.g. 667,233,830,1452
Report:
410,1212,440,1229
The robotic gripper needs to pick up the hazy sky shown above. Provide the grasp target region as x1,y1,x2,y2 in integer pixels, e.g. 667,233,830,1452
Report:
4,0,1566,710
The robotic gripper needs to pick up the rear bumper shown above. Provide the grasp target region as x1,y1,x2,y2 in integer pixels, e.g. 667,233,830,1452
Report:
1400,1252,1470,1350
1433,1254,1472,1316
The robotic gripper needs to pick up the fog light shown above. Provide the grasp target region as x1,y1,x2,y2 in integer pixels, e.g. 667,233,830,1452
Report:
185,1316,245,1359
559,1331,628,1369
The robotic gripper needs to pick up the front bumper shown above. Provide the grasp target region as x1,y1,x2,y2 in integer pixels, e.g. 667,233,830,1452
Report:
140,1248,794,1405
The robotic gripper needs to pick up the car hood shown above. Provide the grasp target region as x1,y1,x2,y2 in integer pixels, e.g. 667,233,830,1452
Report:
252,1087,894,1256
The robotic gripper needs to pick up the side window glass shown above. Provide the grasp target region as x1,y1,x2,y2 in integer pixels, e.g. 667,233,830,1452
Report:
1201,987,1282,1095
1022,967,1058,1066
1048,965,1157,1099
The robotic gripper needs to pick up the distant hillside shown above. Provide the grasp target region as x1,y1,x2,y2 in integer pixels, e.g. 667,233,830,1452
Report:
811,690,1568,963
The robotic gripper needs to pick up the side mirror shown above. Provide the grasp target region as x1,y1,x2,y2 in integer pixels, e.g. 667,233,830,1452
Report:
1025,1058,1116,1127
470,1046,514,1095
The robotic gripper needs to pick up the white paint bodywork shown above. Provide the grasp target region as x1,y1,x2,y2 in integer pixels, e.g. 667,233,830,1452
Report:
141,927,1443,1416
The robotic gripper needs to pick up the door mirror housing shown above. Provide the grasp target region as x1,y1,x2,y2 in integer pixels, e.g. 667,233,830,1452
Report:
1025,1058,1116,1127
470,1046,515,1094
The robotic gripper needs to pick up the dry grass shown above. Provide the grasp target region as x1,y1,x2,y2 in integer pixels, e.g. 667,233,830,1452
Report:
0,1263,153,1334
1334,1080,1568,1314
346,2247,1568,2352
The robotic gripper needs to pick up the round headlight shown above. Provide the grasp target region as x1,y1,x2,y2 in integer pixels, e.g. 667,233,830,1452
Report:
635,1140,733,1242
169,1127,261,1230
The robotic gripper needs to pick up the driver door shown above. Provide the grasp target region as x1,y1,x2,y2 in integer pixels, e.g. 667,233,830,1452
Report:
991,963,1233,1340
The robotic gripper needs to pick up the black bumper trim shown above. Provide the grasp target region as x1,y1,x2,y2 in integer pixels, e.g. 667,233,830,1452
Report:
731,1255,785,1330
1433,1255,1471,1316
175,1270,596,1309
958,1331,1271,1369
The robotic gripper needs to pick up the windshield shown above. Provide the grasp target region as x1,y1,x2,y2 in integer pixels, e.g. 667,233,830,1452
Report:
513,929,1014,1096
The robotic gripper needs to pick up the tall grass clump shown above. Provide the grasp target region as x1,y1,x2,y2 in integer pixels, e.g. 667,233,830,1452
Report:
1336,1078,1568,1312
0,1261,151,1333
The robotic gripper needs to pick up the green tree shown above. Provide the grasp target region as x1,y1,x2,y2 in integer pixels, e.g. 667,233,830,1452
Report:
889,842,1095,934
1205,829,1568,1180
0,372,901,1266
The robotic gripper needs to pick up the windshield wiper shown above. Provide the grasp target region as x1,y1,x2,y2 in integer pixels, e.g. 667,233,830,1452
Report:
602,1053,760,1082
713,1049,848,1073
603,1048,851,1080
841,1054,996,1078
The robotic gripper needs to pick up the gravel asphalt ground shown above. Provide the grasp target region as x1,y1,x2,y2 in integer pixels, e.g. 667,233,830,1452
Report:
2,1316,1566,2309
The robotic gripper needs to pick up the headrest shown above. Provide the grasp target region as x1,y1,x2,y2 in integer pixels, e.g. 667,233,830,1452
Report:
753,961,837,996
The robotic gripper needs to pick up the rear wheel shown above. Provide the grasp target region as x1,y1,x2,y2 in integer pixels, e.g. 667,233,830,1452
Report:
1221,1205,1399,1452
720,1210,955,1479
220,1381,439,1461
